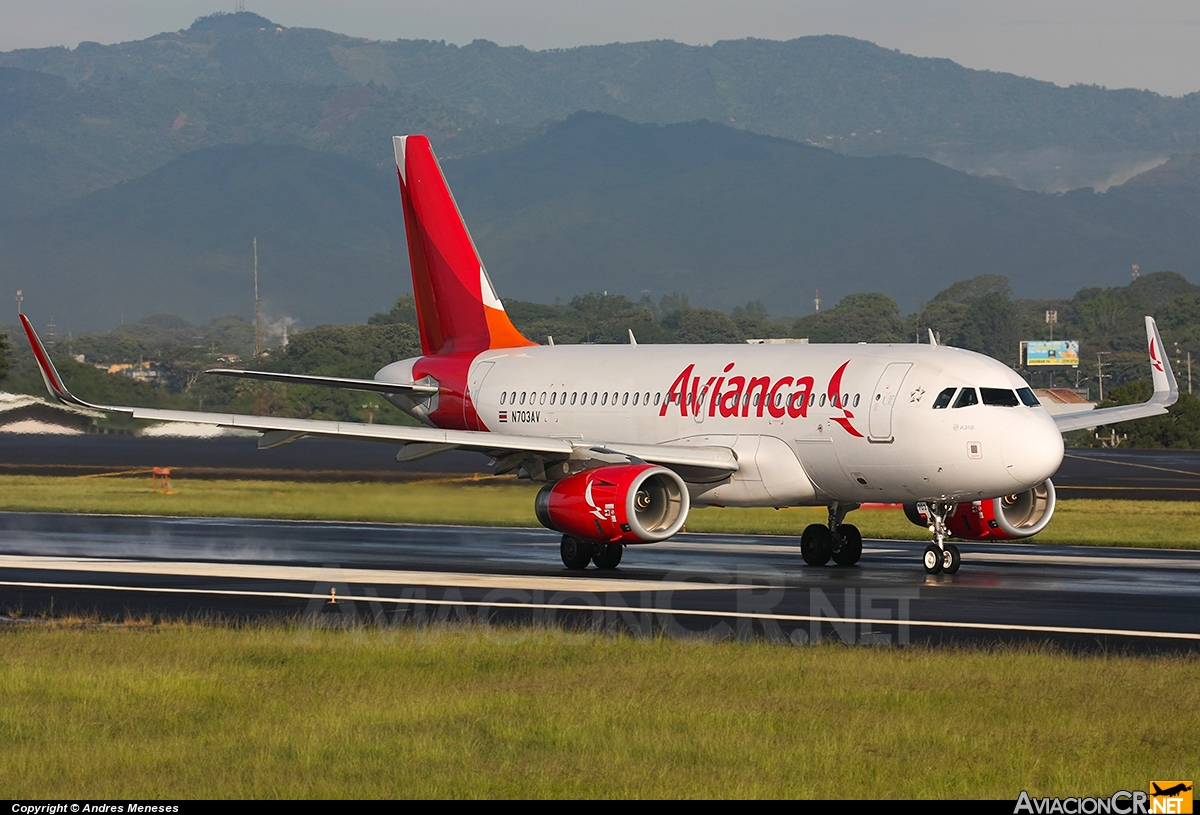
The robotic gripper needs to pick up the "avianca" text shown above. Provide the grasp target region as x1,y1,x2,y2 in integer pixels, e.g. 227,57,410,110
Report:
658,360,864,436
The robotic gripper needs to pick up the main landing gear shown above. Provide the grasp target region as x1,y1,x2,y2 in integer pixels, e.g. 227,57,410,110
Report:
560,535,624,570
801,502,863,567
919,502,961,575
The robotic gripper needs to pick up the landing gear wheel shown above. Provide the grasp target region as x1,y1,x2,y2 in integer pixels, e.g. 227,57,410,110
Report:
923,544,944,575
592,543,623,570
801,524,833,566
941,543,961,575
560,536,592,569
832,524,863,566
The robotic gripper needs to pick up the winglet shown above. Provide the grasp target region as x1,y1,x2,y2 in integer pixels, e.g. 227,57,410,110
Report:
1145,316,1178,406
21,314,72,404
927,329,938,347
19,314,126,413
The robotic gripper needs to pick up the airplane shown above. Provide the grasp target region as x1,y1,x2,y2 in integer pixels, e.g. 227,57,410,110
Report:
1152,783,1193,798
19,135,1179,575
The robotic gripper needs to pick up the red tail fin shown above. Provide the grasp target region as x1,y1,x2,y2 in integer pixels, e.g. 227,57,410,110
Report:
393,135,535,356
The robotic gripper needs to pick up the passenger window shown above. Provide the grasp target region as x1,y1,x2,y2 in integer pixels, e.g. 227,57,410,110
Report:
1017,387,1040,407
819,394,826,407
550,392,556,405
520,392,526,405
980,388,1019,407
953,388,978,408
632,392,639,406
932,388,956,409
540,392,546,405
645,392,651,404
571,392,577,405
655,393,661,406
601,393,608,406
500,392,507,405
591,392,598,405
853,394,860,408
622,392,629,406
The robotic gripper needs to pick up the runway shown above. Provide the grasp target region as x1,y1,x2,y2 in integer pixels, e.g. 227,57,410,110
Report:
3,434,1200,497
1,511,1197,651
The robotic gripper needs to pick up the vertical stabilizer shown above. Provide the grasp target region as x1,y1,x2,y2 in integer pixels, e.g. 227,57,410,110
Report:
393,135,535,356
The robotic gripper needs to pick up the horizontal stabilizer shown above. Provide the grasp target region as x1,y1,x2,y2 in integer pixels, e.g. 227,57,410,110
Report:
205,368,438,395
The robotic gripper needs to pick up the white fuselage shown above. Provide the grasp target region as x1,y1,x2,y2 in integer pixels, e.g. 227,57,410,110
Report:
379,342,1064,508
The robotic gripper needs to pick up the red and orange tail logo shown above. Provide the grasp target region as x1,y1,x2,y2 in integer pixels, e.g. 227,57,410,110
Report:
394,135,535,356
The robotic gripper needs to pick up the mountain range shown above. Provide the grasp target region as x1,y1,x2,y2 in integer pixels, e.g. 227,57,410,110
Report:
1,11,1199,332
3,113,1198,333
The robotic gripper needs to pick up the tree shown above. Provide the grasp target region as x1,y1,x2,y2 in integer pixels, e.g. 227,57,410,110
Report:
0,332,10,382
368,295,419,328
793,292,907,343
675,309,744,344
1084,381,1200,448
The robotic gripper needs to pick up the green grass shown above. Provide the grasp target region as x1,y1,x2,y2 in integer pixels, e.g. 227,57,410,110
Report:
0,474,1197,549
0,623,1195,798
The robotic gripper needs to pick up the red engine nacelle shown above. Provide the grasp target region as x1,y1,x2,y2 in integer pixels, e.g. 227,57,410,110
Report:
535,463,690,545
904,479,1056,541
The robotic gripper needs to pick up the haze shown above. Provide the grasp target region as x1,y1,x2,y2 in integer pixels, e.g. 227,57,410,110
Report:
1,0,1198,97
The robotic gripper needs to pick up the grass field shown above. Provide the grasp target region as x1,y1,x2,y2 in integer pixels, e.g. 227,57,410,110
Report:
0,623,1195,799
0,474,1197,548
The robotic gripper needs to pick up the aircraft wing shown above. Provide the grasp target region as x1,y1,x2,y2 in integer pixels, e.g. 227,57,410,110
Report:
19,315,738,475
1053,316,1179,433
204,368,439,395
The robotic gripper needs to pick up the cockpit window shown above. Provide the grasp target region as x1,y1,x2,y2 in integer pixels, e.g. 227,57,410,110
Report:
1016,387,1041,407
980,388,1019,407
952,388,978,408
932,387,956,409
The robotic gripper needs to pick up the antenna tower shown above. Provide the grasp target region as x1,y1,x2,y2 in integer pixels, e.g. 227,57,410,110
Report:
15,289,22,316
814,289,820,313
253,237,263,357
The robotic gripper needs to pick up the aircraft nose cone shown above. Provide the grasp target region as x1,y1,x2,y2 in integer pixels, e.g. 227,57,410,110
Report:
1002,414,1064,487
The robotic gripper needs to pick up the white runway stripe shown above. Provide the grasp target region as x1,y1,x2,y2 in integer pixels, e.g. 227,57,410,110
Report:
1,578,1197,641
0,555,755,593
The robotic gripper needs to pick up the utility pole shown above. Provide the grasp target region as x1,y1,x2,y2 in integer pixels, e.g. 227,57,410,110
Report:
253,237,263,358
14,289,22,316
1098,351,1111,402
814,289,820,313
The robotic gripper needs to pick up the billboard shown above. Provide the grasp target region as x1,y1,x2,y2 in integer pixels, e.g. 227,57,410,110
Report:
1022,340,1079,368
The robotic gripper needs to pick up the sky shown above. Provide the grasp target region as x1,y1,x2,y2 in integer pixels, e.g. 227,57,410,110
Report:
0,0,1198,96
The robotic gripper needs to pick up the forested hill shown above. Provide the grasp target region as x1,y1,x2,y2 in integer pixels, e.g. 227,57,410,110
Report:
3,113,1199,332
3,11,1200,193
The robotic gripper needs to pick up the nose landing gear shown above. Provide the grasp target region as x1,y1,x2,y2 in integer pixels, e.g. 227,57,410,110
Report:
920,502,961,575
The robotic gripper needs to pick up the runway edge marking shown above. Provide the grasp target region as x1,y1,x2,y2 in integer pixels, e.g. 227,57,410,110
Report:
2,580,1198,642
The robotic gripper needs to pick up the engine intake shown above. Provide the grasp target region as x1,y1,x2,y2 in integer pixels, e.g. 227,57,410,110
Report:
904,479,1056,541
535,463,690,545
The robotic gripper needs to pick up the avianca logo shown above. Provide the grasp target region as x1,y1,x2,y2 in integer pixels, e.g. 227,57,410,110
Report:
585,477,616,522
1151,338,1165,373
659,360,864,437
